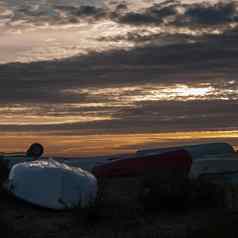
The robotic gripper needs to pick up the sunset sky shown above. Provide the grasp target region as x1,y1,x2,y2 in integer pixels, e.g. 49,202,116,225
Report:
0,0,238,156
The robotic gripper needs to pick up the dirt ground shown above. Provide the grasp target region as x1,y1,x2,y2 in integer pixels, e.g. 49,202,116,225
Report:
1,177,238,238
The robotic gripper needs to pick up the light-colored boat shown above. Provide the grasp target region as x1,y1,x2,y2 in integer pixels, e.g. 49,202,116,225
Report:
6,159,97,210
136,142,235,160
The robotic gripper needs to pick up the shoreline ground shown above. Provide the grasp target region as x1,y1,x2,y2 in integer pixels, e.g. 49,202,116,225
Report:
1,177,238,238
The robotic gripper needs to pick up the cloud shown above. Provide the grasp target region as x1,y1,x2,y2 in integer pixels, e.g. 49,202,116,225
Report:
1,24,238,101
55,5,106,21
182,2,238,26
1,99,238,135
77,5,106,17
1,0,107,25
1,18,238,133
116,1,238,27
117,1,179,25
1,0,238,28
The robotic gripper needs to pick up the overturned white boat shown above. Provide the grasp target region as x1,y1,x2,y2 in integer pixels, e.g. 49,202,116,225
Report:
6,159,97,210
136,142,235,160
189,153,238,180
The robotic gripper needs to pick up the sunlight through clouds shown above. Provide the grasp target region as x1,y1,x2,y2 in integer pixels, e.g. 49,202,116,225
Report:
63,83,238,103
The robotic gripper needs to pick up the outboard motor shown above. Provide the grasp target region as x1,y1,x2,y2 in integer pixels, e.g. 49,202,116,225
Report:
0,143,44,185
26,143,44,158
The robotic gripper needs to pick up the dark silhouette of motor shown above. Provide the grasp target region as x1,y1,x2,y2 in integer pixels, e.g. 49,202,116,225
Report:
26,143,44,158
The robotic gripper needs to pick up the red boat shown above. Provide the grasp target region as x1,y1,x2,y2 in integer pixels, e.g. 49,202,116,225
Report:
93,149,192,177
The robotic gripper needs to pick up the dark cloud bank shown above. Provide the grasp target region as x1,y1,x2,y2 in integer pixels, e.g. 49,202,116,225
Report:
117,1,238,26
2,0,238,27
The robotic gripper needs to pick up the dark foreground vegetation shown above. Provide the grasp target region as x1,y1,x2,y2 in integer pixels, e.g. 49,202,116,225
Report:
1,173,238,238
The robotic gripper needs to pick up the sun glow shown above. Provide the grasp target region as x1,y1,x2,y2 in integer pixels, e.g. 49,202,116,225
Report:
0,115,112,125
166,84,214,97
66,83,218,103
1,130,238,156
